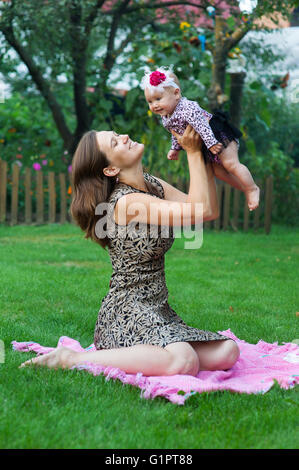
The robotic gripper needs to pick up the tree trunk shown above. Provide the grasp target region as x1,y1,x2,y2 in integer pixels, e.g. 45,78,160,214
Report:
208,16,229,113
229,72,246,128
1,25,73,149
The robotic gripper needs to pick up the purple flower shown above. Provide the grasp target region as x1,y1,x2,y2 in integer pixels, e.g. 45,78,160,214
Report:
68,165,72,173
42,159,48,165
33,163,41,171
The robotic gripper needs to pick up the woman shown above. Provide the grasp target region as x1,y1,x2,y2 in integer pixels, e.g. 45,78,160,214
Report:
20,125,240,376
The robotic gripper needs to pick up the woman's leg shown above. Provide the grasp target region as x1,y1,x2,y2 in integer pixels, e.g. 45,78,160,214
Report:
189,339,240,371
218,141,260,210
19,341,200,377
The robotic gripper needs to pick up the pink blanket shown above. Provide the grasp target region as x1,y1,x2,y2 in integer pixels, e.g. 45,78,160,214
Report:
12,329,299,405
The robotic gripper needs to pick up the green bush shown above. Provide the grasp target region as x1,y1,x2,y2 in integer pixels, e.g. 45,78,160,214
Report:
242,142,299,225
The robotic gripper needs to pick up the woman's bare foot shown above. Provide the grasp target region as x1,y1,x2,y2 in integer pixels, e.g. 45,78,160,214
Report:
19,346,77,370
245,185,260,211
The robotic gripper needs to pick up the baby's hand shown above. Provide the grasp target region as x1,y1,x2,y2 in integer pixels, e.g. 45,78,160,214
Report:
209,143,224,155
167,149,179,160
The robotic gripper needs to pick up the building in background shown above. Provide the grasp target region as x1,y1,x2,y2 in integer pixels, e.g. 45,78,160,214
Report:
246,6,299,105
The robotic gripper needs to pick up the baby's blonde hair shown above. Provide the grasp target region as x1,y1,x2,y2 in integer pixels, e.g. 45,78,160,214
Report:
168,72,180,88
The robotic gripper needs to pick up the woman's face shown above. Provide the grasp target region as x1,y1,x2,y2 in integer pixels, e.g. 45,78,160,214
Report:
96,131,144,171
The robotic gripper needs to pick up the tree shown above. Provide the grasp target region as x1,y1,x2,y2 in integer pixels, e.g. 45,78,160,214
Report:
0,0,297,162
205,1,297,114
0,0,208,159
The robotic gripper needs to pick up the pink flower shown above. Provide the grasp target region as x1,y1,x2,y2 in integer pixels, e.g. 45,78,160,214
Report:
16,154,23,159
42,159,48,165
68,165,72,173
86,87,95,93
149,71,166,86
33,163,41,171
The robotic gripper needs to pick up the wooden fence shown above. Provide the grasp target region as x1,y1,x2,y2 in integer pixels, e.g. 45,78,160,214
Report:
203,176,273,234
0,159,73,225
0,158,274,233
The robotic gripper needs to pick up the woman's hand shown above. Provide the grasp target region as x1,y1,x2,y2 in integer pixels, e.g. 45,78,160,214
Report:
171,125,203,153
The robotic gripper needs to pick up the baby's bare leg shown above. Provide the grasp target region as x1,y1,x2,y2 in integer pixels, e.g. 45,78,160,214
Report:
219,141,260,210
212,162,244,191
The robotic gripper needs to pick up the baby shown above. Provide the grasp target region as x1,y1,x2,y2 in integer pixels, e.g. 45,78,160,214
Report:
142,67,260,211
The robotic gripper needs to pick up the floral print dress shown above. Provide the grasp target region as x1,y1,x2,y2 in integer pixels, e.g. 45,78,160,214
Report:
93,173,231,349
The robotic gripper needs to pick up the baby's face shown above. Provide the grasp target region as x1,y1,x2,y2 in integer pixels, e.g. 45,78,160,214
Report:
145,87,180,117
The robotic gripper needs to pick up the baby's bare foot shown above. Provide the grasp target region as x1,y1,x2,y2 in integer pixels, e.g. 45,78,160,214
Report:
19,346,77,370
246,185,260,211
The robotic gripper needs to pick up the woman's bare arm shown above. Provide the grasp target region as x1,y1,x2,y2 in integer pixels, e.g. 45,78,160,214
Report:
115,126,218,227
155,162,219,220
205,162,220,221
154,176,188,203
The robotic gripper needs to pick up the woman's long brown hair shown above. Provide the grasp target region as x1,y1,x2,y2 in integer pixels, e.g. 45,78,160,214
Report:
69,130,116,249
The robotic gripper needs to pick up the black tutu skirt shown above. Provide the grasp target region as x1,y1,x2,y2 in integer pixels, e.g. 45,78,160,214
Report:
203,110,243,164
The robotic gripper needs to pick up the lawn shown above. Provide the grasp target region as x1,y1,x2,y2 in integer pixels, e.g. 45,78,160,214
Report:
0,223,298,449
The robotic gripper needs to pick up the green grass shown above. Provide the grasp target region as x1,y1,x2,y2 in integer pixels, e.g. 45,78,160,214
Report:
0,223,298,449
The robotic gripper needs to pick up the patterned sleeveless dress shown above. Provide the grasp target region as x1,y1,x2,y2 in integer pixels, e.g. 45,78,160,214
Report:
93,173,231,350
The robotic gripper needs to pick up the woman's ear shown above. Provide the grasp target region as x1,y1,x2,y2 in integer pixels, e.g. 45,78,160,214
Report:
103,166,120,178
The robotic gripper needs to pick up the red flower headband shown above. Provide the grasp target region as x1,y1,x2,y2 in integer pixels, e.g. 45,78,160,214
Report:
149,71,166,86
141,67,179,91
